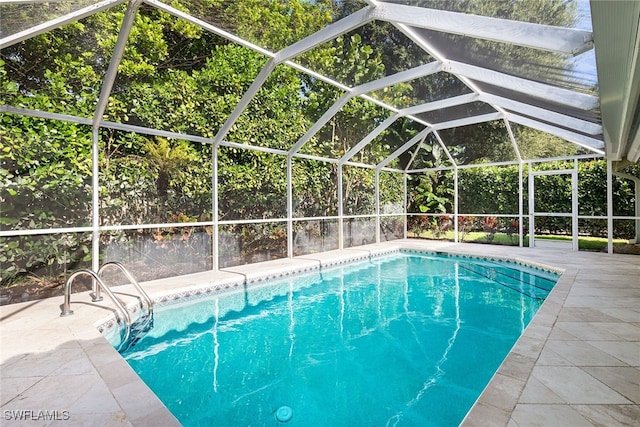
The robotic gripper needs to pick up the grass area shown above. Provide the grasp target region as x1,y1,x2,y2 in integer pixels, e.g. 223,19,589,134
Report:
409,231,629,251
532,234,627,251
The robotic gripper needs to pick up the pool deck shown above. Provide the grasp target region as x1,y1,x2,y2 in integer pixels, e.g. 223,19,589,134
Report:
1,240,638,426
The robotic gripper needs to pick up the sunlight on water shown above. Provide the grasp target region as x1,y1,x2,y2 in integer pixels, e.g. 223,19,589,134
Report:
118,252,558,426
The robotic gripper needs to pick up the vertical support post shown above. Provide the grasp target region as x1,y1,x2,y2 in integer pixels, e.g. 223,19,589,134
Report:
612,170,640,243
91,128,100,297
90,0,142,292
607,158,614,254
287,155,294,258
375,169,380,243
403,172,408,239
92,0,141,124
635,179,640,244
572,159,579,251
212,145,219,271
528,163,535,248
337,164,344,249
454,167,459,243
518,161,524,247
636,180,640,244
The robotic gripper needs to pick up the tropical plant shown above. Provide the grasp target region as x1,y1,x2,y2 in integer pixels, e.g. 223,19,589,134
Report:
143,137,196,206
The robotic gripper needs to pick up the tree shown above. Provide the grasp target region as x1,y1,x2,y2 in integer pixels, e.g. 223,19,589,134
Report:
1,0,613,290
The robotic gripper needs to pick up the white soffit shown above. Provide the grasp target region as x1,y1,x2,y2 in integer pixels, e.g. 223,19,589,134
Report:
591,0,640,162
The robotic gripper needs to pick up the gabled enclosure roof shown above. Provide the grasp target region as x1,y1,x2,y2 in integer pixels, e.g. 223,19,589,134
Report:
1,0,638,165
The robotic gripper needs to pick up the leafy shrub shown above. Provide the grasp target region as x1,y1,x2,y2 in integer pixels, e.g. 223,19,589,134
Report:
481,216,499,242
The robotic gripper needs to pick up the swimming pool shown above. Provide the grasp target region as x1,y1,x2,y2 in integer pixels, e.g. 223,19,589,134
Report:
114,251,559,426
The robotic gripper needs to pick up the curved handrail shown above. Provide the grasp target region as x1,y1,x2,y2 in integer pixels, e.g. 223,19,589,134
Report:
60,269,132,335
98,261,154,317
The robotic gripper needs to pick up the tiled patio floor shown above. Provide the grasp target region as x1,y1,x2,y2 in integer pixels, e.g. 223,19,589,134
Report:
1,240,638,426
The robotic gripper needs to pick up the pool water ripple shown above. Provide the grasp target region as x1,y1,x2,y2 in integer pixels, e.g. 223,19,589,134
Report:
116,252,559,426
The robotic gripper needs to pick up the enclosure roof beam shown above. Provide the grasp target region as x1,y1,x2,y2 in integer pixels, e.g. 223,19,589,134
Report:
0,105,91,126
0,105,297,159
400,93,479,117
289,62,442,156
212,7,374,146
152,0,374,64
288,94,352,156
503,117,523,163
392,19,600,155
103,117,292,156
377,127,432,170
404,132,429,171
145,0,274,57
93,0,143,129
339,114,401,165
150,2,391,152
0,0,126,48
479,93,603,135
445,61,600,111
292,152,340,164
390,21,525,163
350,61,443,96
275,6,375,63
390,20,482,106
343,161,379,170
432,129,458,167
101,119,214,145
292,62,467,159
507,113,605,153
400,95,486,148
211,60,277,145
373,2,593,55
432,112,503,130
344,70,476,168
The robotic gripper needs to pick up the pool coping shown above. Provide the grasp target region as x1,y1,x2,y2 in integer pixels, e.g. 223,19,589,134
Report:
1,239,638,426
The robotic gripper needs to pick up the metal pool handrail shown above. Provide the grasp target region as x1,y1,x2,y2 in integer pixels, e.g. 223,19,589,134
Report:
97,261,154,318
60,269,132,345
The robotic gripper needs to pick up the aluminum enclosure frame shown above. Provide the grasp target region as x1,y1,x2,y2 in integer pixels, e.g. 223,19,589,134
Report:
0,0,635,274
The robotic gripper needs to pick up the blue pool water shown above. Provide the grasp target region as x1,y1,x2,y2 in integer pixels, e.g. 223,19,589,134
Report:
116,252,559,426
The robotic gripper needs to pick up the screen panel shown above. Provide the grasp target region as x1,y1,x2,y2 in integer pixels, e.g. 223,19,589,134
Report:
218,222,287,268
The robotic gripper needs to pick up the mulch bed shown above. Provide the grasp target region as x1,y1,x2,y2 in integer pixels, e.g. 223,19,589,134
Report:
612,243,640,255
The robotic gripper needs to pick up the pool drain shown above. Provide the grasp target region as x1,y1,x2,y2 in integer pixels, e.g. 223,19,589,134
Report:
275,406,293,423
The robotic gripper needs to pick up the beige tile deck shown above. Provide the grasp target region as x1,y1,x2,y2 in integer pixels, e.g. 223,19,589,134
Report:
1,240,638,426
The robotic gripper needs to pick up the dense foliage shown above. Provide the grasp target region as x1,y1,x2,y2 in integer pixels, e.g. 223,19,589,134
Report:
1,0,636,290
408,161,639,240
